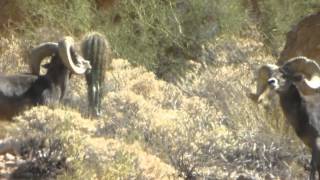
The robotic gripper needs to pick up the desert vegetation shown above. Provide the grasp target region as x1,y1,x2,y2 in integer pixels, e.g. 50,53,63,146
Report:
0,0,319,179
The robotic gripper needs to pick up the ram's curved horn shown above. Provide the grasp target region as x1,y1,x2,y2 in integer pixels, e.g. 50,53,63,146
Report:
282,56,320,91
29,42,59,74
248,64,279,103
58,36,91,74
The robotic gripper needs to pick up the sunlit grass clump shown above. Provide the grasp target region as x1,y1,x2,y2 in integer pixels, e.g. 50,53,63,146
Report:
95,36,309,178
6,105,179,179
0,33,311,179
8,106,92,179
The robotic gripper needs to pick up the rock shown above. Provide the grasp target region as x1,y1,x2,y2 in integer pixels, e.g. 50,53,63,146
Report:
279,12,320,65
0,162,5,168
4,153,15,161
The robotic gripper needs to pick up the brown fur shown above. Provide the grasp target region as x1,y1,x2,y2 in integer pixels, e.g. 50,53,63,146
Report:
279,12,320,65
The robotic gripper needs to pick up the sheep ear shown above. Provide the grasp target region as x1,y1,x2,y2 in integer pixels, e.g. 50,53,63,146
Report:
249,64,278,103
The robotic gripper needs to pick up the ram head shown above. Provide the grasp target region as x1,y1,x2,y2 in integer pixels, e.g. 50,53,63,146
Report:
250,56,320,103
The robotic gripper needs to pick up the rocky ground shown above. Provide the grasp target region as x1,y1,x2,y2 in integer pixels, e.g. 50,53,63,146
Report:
0,153,24,180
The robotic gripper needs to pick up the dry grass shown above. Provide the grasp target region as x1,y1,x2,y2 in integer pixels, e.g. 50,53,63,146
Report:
85,137,179,179
0,35,28,74
94,36,308,178
0,32,311,179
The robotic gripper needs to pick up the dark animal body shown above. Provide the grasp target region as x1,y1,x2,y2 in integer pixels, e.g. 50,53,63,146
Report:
278,84,316,148
0,37,91,119
279,12,320,65
277,12,320,178
82,32,111,116
250,56,320,180
277,81,320,180
251,12,320,180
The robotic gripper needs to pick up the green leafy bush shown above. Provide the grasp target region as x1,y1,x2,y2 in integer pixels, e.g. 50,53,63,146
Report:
103,0,248,79
18,0,93,40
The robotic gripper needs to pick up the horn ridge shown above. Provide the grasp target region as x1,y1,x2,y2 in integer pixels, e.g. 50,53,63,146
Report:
283,56,320,80
29,42,58,74
282,56,320,95
58,36,91,74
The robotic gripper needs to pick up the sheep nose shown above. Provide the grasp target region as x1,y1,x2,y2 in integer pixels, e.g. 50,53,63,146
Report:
268,78,276,85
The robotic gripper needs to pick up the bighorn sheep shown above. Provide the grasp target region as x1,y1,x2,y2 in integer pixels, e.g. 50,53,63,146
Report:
0,36,91,119
81,32,111,116
250,56,320,180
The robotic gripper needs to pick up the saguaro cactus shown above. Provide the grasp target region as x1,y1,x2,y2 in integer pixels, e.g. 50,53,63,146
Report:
81,32,111,116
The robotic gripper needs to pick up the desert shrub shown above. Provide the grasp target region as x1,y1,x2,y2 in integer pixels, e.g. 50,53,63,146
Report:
97,39,309,178
0,1,316,179
85,138,178,179
146,99,224,178
102,0,248,79
177,36,285,130
98,59,221,177
7,105,177,179
8,106,97,179
0,34,28,74
17,0,93,40
173,35,310,177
